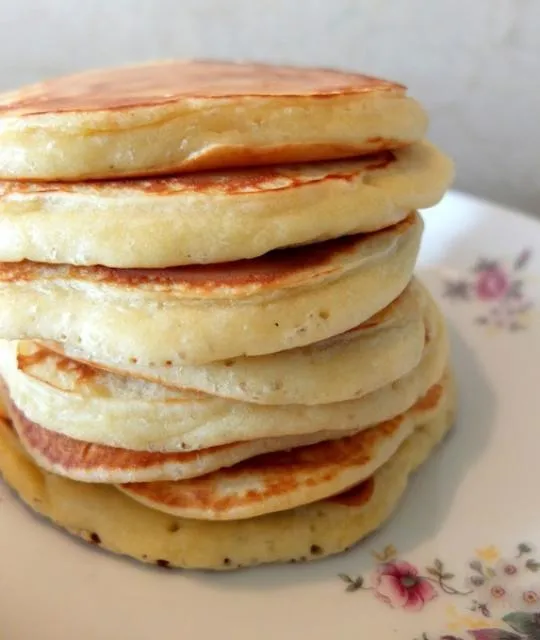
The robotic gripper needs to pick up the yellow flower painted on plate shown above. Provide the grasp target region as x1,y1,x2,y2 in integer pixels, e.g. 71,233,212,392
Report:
445,604,501,632
476,545,500,563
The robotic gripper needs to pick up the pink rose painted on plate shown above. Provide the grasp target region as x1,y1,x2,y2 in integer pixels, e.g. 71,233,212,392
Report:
372,561,438,611
443,249,534,331
338,543,540,639
475,267,509,301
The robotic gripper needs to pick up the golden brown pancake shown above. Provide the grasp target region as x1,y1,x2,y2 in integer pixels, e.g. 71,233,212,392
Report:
0,297,447,452
0,60,428,179
11,400,358,484
0,214,422,365
118,378,447,520
41,279,428,406
0,61,409,113
0,141,453,268
0,378,455,568
0,214,413,292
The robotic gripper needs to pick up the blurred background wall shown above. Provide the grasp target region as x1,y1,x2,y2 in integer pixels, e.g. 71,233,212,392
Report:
0,0,538,214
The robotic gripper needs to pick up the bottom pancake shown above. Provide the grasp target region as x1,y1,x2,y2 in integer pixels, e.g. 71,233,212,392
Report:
0,375,455,570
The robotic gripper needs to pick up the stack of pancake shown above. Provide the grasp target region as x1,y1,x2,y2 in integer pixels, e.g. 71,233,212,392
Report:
0,61,455,570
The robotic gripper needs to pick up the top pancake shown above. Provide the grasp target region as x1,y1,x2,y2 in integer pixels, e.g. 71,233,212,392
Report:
0,60,428,180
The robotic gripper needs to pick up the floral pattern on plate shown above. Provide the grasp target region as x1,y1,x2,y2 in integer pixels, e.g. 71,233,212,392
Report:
442,249,534,331
339,543,540,639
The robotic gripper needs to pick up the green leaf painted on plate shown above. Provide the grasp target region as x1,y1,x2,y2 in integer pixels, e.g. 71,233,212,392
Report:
338,573,353,583
525,559,540,572
517,543,533,557
503,611,540,639
470,560,484,573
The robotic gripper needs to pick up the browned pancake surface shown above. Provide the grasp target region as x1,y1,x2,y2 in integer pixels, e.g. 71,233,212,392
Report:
0,61,404,116
11,380,443,488
329,477,376,506
12,403,239,471
121,382,444,515
0,150,394,197
0,214,416,292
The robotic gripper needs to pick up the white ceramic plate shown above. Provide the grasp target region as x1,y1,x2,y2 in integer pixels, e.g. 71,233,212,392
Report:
1,191,539,640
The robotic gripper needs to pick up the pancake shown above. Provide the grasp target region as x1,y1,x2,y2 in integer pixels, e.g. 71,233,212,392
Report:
0,392,7,418
12,404,357,483
0,375,455,569
46,280,427,406
0,60,427,180
0,296,448,451
0,141,452,268
0,213,422,365
119,374,450,520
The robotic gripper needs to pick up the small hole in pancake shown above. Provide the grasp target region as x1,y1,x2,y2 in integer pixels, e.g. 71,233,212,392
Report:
318,310,330,320
168,522,179,533
142,554,148,559
165,360,173,367
156,559,170,568
274,322,280,328
223,359,236,367
310,544,322,555
129,357,138,364
223,557,231,566
90,532,101,544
